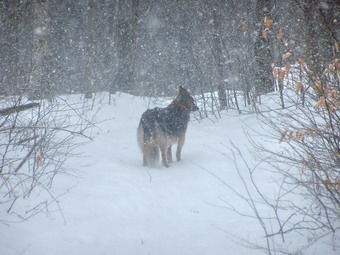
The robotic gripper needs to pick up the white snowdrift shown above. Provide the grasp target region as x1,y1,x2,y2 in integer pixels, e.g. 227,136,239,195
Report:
0,92,338,255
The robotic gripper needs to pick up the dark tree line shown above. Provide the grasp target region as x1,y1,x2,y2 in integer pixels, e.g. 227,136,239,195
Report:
1,0,339,104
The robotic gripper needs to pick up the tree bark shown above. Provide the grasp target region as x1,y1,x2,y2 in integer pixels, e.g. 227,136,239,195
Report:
28,0,49,100
85,0,95,99
253,0,274,96
113,0,139,93
301,0,338,76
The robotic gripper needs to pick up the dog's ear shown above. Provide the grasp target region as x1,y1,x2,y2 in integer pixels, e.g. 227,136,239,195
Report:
178,86,188,95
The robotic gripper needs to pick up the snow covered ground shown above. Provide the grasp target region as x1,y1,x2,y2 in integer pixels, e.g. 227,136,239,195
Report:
0,92,338,255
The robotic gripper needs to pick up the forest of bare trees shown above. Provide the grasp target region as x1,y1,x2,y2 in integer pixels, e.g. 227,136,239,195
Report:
1,0,339,254
2,1,337,99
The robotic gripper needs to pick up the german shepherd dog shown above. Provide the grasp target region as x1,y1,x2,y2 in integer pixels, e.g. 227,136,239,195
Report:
137,87,198,167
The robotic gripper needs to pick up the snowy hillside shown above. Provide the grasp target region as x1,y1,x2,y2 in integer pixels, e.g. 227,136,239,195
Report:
0,92,338,255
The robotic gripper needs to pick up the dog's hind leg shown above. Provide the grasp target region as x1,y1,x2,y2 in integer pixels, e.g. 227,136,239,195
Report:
176,134,185,161
151,145,159,166
143,142,159,167
167,145,173,163
143,142,151,166
137,123,149,166
143,153,148,166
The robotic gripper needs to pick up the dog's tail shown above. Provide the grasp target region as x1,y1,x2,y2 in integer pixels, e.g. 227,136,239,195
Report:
137,122,145,152
137,120,159,167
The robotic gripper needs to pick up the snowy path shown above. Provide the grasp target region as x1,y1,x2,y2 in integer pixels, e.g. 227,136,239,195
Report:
0,93,333,255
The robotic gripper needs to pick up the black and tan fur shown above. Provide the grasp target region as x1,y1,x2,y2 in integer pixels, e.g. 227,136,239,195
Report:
137,87,198,167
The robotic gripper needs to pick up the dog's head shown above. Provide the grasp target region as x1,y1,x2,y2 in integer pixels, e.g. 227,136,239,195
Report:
176,86,199,112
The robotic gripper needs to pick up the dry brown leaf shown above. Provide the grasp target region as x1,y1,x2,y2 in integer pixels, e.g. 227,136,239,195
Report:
295,132,305,142
323,179,340,191
277,28,284,40
279,130,288,143
285,63,291,77
314,96,326,109
315,80,323,90
298,58,305,66
336,179,340,191
273,67,280,78
262,30,268,40
242,21,247,33
264,16,273,30
298,58,306,71
296,131,301,140
282,52,291,60
35,156,44,168
335,100,340,108
335,59,340,70
324,87,329,97
284,40,289,48
288,131,293,140
306,130,317,138
296,81,303,93
331,90,338,99
335,40,339,52
306,68,314,74
279,70,285,82
324,64,335,75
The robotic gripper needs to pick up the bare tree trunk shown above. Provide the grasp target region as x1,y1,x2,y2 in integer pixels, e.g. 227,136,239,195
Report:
113,0,139,94
85,0,95,99
253,0,274,96
301,0,338,77
28,0,49,100
211,3,227,111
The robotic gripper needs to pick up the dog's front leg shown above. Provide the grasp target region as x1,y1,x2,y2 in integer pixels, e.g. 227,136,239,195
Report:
176,135,185,161
160,146,170,167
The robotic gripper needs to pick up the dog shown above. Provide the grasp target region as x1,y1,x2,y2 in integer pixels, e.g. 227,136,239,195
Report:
137,86,199,167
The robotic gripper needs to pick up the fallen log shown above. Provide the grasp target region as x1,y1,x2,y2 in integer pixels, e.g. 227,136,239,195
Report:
0,102,40,116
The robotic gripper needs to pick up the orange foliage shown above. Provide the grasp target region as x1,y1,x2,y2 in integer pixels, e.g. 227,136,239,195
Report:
264,16,273,30
282,52,291,60
296,81,303,93
242,21,247,33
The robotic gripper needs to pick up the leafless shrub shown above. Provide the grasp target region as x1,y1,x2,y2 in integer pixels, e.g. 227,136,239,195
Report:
0,95,94,224
221,53,340,254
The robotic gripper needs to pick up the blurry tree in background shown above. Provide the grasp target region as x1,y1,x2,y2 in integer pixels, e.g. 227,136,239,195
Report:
84,0,95,99
112,0,140,94
1,0,337,102
253,0,275,96
0,0,267,101
28,0,50,100
301,0,338,78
